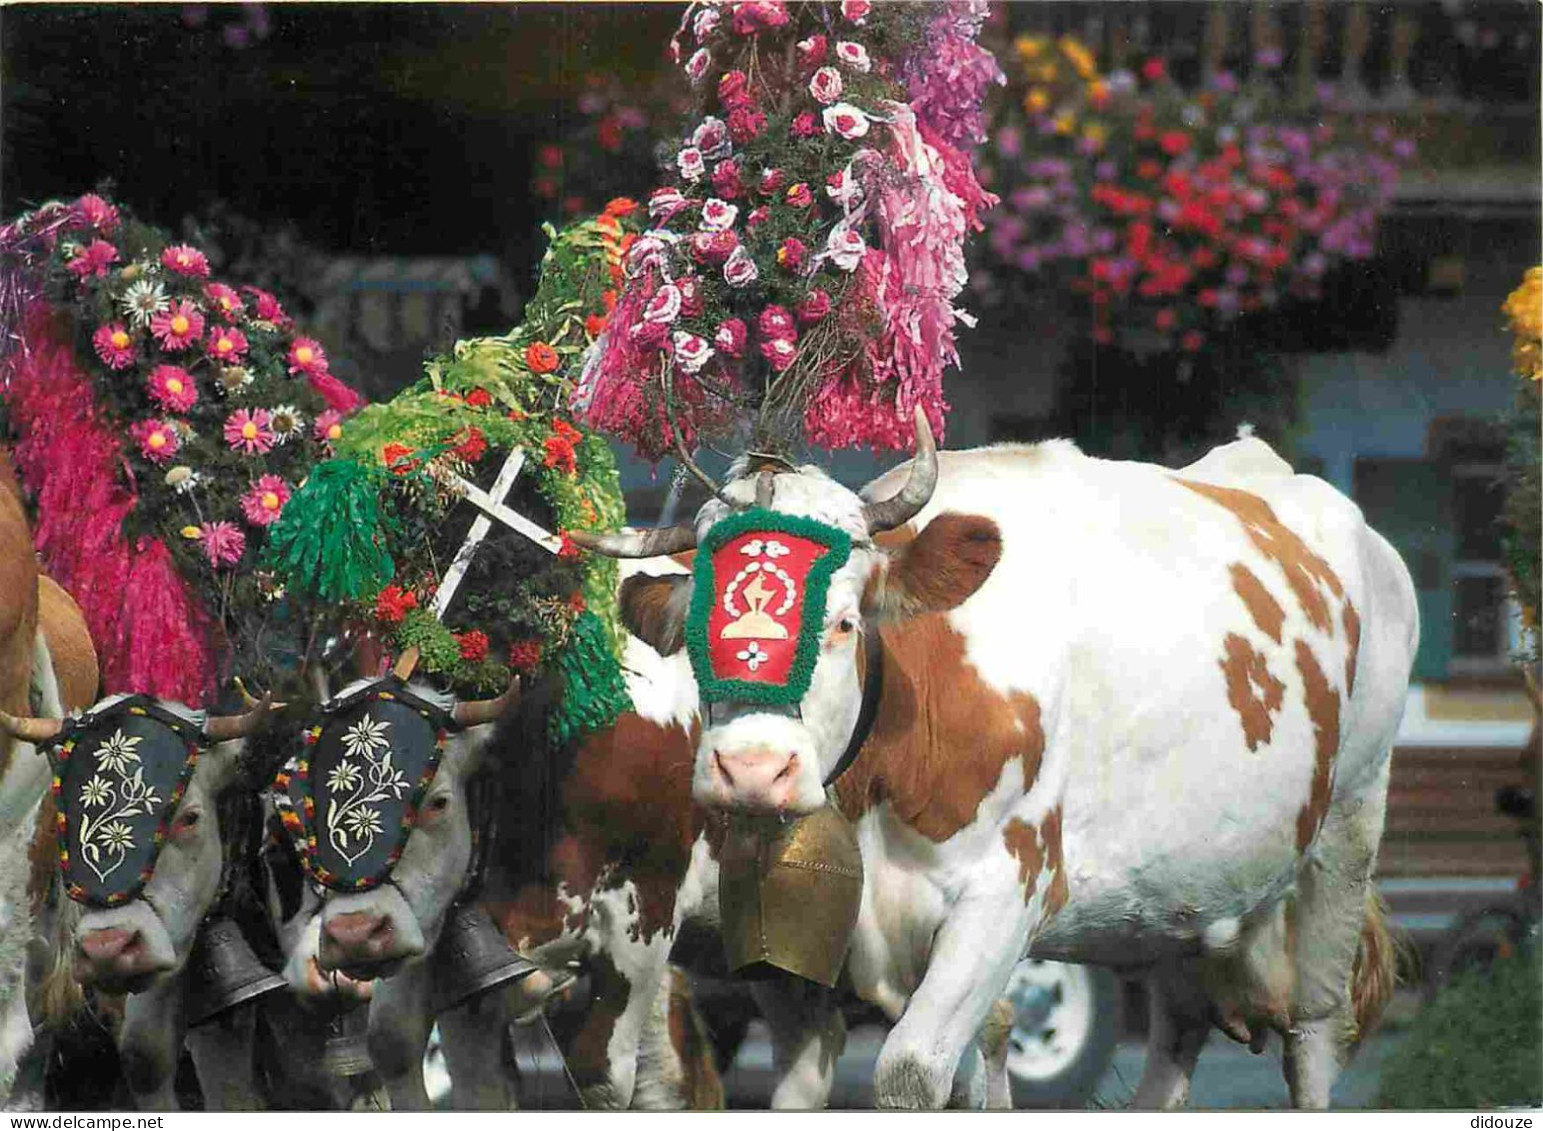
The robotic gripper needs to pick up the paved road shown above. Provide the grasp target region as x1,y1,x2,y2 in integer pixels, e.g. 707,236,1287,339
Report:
504,1020,1405,1110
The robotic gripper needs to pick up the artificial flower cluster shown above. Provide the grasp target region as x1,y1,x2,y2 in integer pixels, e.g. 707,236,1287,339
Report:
975,35,1411,353
23,194,363,574
572,0,1001,456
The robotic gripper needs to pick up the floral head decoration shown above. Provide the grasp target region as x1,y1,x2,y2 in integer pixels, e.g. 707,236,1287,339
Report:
43,695,206,908
685,508,852,707
275,676,457,892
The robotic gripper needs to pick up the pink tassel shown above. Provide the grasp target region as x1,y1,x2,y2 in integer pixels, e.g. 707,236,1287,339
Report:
307,370,364,415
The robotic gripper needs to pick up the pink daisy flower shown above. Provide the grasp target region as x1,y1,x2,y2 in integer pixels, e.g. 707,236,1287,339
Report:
313,409,344,446
286,337,328,378
241,475,292,527
242,286,290,327
150,300,205,352
66,240,119,280
198,522,246,568
73,194,120,233
161,244,210,278
131,419,180,465
224,407,275,455
204,282,246,320
91,323,137,370
206,324,249,363
147,364,198,413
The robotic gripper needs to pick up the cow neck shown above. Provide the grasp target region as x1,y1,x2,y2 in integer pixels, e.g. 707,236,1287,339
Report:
823,620,884,788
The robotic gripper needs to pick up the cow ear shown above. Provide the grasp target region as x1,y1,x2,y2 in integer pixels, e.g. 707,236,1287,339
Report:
863,512,1002,622
619,573,693,656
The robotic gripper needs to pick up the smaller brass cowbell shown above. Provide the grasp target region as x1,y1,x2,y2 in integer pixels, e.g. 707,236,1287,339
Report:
428,902,541,1015
719,803,863,988
184,916,287,1029
320,1007,376,1079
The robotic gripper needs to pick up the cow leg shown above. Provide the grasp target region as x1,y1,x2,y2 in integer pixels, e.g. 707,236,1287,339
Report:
366,963,434,1110
977,998,1014,1110
749,973,844,1110
119,976,188,1110
185,1000,264,1110
437,990,516,1110
1130,974,1210,1109
872,904,1030,1110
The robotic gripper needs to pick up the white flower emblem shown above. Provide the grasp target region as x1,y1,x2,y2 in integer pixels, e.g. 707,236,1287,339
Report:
736,643,771,672
764,540,791,558
80,776,111,809
327,762,362,792
342,716,391,759
95,729,142,776
99,822,135,852
324,709,419,866
76,738,167,884
740,539,765,556
343,807,384,841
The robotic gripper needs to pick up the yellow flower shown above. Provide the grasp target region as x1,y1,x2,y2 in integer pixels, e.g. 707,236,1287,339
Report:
1059,36,1098,81
1082,122,1108,150
1023,88,1050,115
1503,267,1543,380
1014,34,1046,61
181,525,201,540
1053,111,1078,136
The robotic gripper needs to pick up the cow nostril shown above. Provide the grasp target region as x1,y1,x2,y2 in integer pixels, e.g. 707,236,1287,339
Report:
773,754,798,784
713,750,735,787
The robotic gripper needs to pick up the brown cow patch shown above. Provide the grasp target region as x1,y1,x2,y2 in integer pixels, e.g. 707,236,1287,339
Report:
1294,640,1341,852
835,615,1044,842
619,573,692,657
1343,601,1362,696
1180,481,1344,635
1003,806,1068,916
1229,563,1285,644
1220,633,1286,752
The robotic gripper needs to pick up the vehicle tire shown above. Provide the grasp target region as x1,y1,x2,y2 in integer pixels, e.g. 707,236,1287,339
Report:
1002,960,1122,1110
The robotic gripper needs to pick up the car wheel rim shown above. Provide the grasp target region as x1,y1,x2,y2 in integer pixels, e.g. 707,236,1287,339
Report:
1004,960,1096,1083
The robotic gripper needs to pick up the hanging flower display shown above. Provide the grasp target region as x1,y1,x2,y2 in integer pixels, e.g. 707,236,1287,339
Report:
974,33,1412,354
0,193,361,705
571,0,1002,457
1501,267,1541,649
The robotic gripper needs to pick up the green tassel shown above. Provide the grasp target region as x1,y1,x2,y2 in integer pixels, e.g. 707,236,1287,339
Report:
264,459,395,603
548,611,633,747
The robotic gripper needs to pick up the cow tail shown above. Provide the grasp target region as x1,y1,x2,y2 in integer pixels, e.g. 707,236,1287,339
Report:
1347,888,1398,1045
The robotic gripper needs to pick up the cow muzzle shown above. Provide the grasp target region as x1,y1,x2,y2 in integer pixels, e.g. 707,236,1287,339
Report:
318,891,426,980
697,742,825,815
75,913,178,994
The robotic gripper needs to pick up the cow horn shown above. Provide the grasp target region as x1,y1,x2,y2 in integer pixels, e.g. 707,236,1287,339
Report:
452,675,521,728
861,406,938,535
0,708,63,745
568,523,698,559
232,677,288,713
204,691,277,743
393,646,420,682
755,470,775,509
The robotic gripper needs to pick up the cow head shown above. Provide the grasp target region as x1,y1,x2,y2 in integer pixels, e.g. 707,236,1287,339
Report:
276,660,518,982
574,410,1001,816
0,692,276,995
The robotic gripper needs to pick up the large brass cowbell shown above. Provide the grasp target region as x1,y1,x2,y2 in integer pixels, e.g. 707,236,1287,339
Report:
719,804,863,988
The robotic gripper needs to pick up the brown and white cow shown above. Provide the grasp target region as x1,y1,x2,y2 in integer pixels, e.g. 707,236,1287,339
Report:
578,415,1419,1110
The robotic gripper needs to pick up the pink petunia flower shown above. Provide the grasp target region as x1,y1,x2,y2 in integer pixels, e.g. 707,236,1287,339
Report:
66,240,119,279
677,146,706,183
91,323,137,369
759,336,798,372
824,223,867,271
73,194,120,233
776,237,808,272
797,289,832,324
729,0,787,35
723,245,759,287
796,34,827,70
241,475,292,527
204,282,246,320
313,410,344,446
148,364,199,413
206,324,249,363
685,47,711,84
286,337,328,378
691,116,731,161
224,407,276,455
161,244,210,278
841,0,871,23
790,111,820,139
785,182,814,208
198,522,246,568
823,103,871,140
835,41,872,72
150,300,205,351
131,419,180,465
809,66,844,105
758,305,798,341
700,199,739,232
715,318,747,357
649,186,692,223
671,331,714,374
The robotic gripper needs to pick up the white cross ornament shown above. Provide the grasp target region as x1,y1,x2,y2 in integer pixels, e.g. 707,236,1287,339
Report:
430,446,562,620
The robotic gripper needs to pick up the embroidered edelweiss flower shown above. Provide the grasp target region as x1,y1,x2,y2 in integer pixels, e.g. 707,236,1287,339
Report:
95,729,143,775
343,807,384,840
121,279,169,328
99,822,136,852
327,762,362,792
342,716,391,759
80,776,112,809
736,643,770,671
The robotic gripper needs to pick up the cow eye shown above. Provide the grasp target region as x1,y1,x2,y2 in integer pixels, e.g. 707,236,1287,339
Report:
426,794,450,813
173,809,202,838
